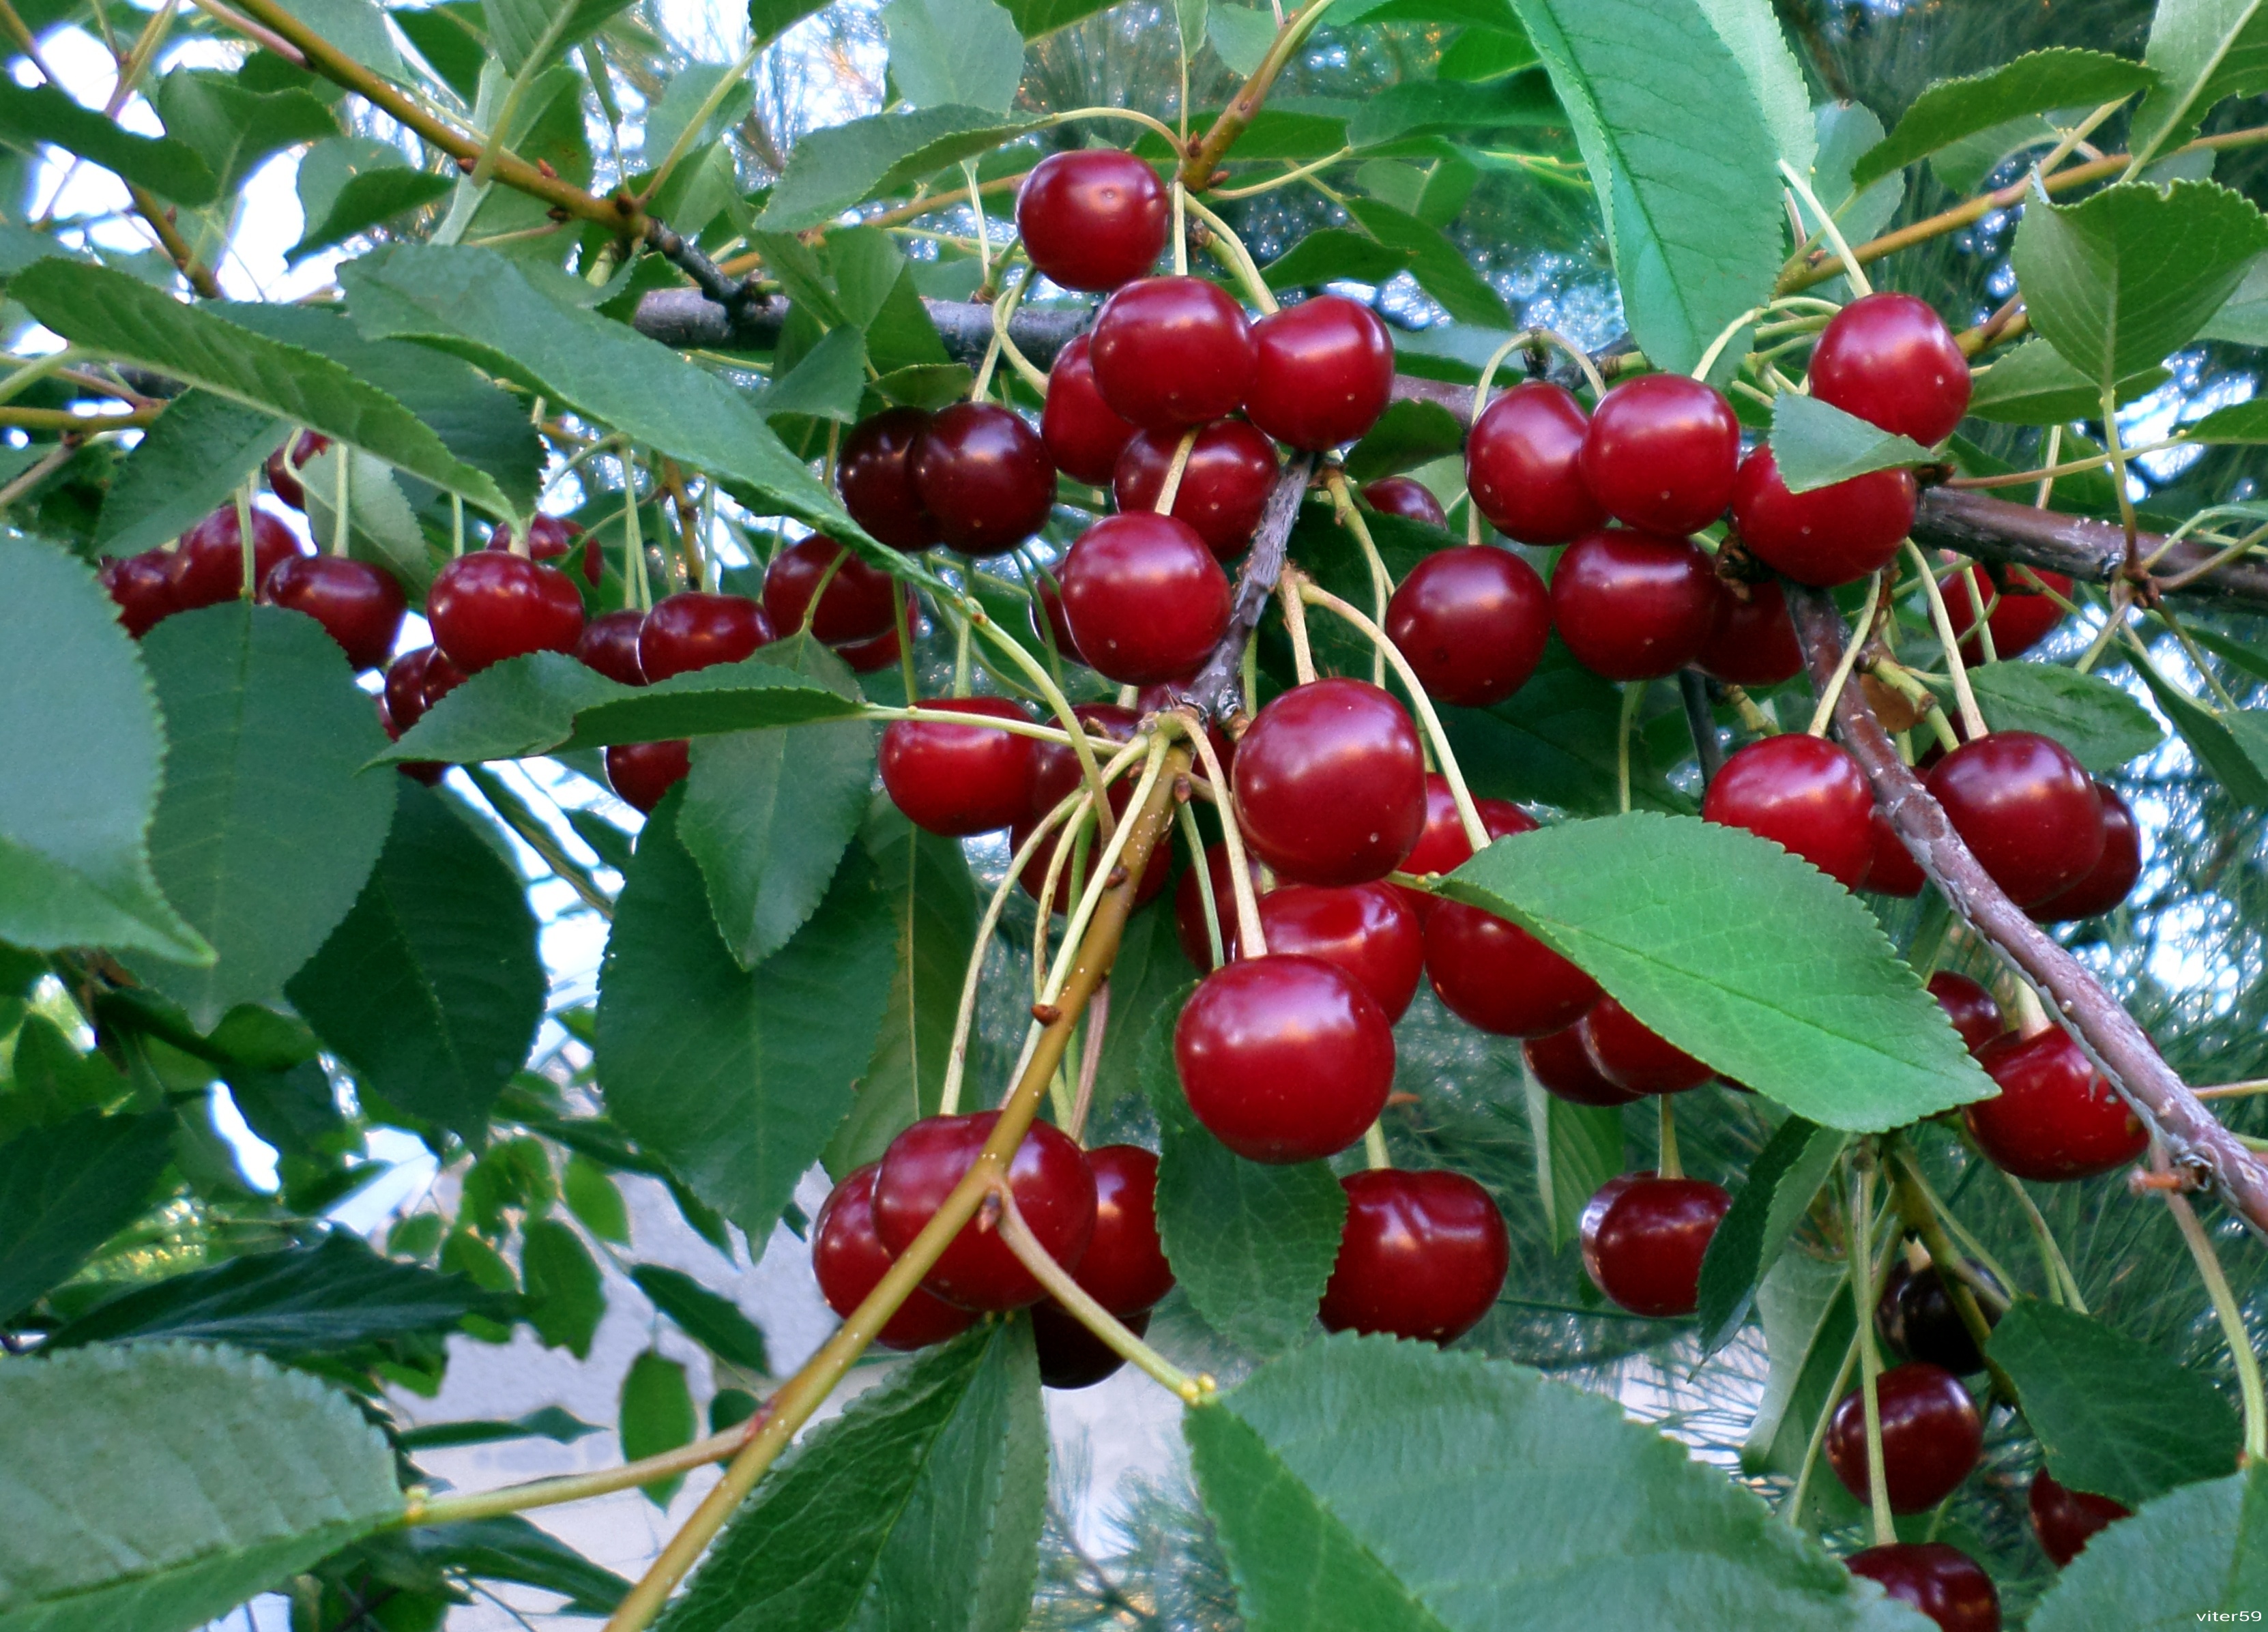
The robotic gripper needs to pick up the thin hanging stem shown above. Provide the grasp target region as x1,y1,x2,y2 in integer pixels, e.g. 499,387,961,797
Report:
962,160,992,287
1169,712,1265,957
1806,570,1884,737
403,1418,766,1526
1172,179,1188,276
1656,1095,1681,1180
1180,193,1279,314
1037,740,1172,1007
233,486,257,598
1363,1122,1391,1170
1998,1167,2087,1312
1176,800,1226,970
330,450,351,557
1906,541,1988,739
1850,1158,1898,1547
1617,680,1644,815
1278,575,1316,682
1155,426,1202,514
995,1185,1202,1395
1787,1324,1863,1526
1779,159,1874,297
1324,469,1395,688
2163,1184,2267,1462
1067,983,1108,1141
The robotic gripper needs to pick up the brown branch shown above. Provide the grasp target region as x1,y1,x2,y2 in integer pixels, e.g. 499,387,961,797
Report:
1179,0,1334,192
1179,454,1316,721
128,186,222,299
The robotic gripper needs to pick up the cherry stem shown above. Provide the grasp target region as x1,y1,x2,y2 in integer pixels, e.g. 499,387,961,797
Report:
1176,800,1226,970
1778,160,1874,297
1849,1157,1898,1547
800,550,849,637
1180,192,1279,314
2198,1080,2268,1100
232,485,257,599
2161,1174,2268,1462
1786,1325,1862,1528
450,493,465,560
1156,426,1202,515
1167,710,1267,956
1363,1121,1390,1171
1032,808,1099,997
1044,104,1187,151
1954,564,1999,665
330,448,351,557
1068,982,1108,1141
1867,660,1960,755
1884,1143,2016,1399
1655,1094,1681,1181
1941,433,2190,491
1904,541,1988,739
1616,681,1644,815
1324,469,1393,688
1039,739,1172,1007
1804,569,1883,738
1996,1165,2087,1313
993,1184,1210,1400
968,597,1118,834
401,1415,766,1528
1278,574,1317,683
988,265,1050,396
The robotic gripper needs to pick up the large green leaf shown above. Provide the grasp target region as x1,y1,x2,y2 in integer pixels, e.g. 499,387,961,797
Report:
1000,0,1114,37
1852,50,2158,190
2131,0,2268,162
1342,197,1512,327
884,0,1025,115
1770,392,1937,486
0,1342,403,1632
95,391,291,557
1966,661,2165,773
1440,645,1645,816
656,1322,1046,1632
1442,813,1995,1132
2191,398,2268,443
485,0,639,74
1689,0,1814,177
1964,340,2168,426
0,81,218,206
151,72,338,199
1693,1115,1845,1355
2202,257,2268,345
130,605,396,1029
1741,1249,1855,1478
0,537,207,963
0,1111,175,1324
1264,227,1420,291
289,168,456,262
521,1216,605,1357
392,1516,628,1618
753,107,1039,233
2030,1468,2268,1631
1343,76,1562,151
1157,1120,1348,1354
2129,659,2268,807
1186,1335,1931,1632
285,781,544,1137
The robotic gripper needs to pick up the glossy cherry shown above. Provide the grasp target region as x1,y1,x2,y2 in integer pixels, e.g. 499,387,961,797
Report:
1926,731,2104,905
1731,445,1917,587
1319,1168,1510,1344
1878,1261,1999,1375
1361,475,1447,529
1032,1302,1149,1389
2029,781,2140,922
1009,778,1171,914
2029,1468,2129,1567
1846,1543,2001,1632
910,402,1056,557
1173,841,1262,968
1580,374,1740,537
426,550,585,673
261,555,405,670
1550,528,1720,681
1112,420,1278,560
873,1111,1097,1310
575,609,648,686
1026,702,1140,818
1232,678,1427,886
1072,1145,1174,1315
839,626,903,673
1809,292,1972,446
811,1164,979,1350
1089,276,1256,431
1245,881,1425,1021
1825,1360,1982,1513
1864,809,1928,897
1041,334,1140,485
1243,295,1394,451
837,407,939,549
1058,512,1232,684
605,740,690,813
1524,1023,1645,1107
1701,733,1875,888
100,550,179,637
1034,574,1083,665
1015,148,1169,293
382,645,465,738
1944,565,2070,662
1175,953,1397,1163
1697,579,1805,688
1580,995,1711,1094
1393,774,1468,922
1466,380,1605,545
1967,1028,2145,1181
1426,804,1603,1038
169,502,307,609
1927,971,2005,1053
1384,544,1550,708
879,696,1038,836
638,591,772,682
489,512,596,584
1580,1173,1732,1317
761,536,897,646
264,430,330,510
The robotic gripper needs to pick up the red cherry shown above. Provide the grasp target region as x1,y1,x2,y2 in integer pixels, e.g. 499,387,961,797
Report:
1580,1173,1731,1317
1243,295,1394,451
261,555,405,671
1700,733,1875,888
1319,1167,1510,1344
1058,512,1232,685
1549,528,1720,681
1245,881,1425,1022
1847,1543,2001,1632
1173,841,1261,969
1943,566,2070,662
873,1111,1096,1310
1041,334,1139,485
1580,994,1711,1094
1009,778,1171,913
382,645,465,737
1580,374,1740,536
1232,678,1427,886
1927,971,2005,1054
264,431,330,510
1112,420,1278,561
1697,580,1805,688
2029,783,2140,922
1384,545,1550,708
1863,808,1928,897
1393,774,1469,922
1032,1302,1150,1388
1967,1028,2145,1181
1073,1144,1174,1314
1825,1360,1982,1513
605,740,690,813
812,1164,978,1350
1466,381,1605,545
1361,476,1447,529
1731,445,1917,587
488,512,581,562
575,609,648,686
1089,276,1256,431
1927,731,2104,905
2029,1468,2129,1568
1015,148,1169,293
1174,954,1397,1163
880,697,1037,834
1032,574,1084,665
910,402,1056,557
1524,1023,1645,1107
761,536,897,646
1809,292,1972,446
169,502,308,609
1878,1261,1999,1375
427,551,585,672
377,695,444,785
839,627,902,672
1425,805,1601,1038
638,591,772,682
1026,702,1140,818
100,550,180,637
838,408,939,549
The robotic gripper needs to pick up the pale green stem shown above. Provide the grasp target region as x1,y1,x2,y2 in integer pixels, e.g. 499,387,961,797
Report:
2164,1186,2268,1462
1852,1159,1897,1547
1906,541,1987,738
1617,680,1644,815
1805,570,1883,736
1779,159,1874,297
1998,1167,2087,1313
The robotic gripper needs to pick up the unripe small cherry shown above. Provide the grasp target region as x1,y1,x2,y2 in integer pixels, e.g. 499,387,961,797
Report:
879,697,1038,835
1040,334,1139,485
1549,529,1720,681
1580,373,1741,537
873,1111,1097,1310
1824,1360,1982,1513
1361,476,1447,528
1580,995,1711,1095
1466,380,1604,544
1318,1167,1510,1344
1112,420,1278,560
1174,954,1396,1163
1966,1028,2145,1181
1731,444,1917,587
812,1164,979,1350
1015,148,1169,293
1242,295,1395,451
910,402,1056,557
1809,292,1972,446
1385,544,1550,709
1089,276,1256,431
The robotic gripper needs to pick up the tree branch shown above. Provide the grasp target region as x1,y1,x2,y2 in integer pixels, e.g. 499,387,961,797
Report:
1178,454,1316,721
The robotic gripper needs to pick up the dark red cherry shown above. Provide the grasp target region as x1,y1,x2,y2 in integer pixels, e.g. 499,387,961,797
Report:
812,1163,979,1350
1232,678,1427,886
2029,1468,2129,1568
1173,841,1262,969
605,740,690,813
1113,420,1278,561
1393,774,1469,922
1864,809,1927,897
1927,971,2005,1053
1009,778,1171,914
761,536,897,645
1073,1144,1173,1314
1580,1173,1731,1317
1580,994,1711,1094
1040,334,1139,485
1878,1260,1999,1375
1058,512,1232,685
1927,731,2103,905
1967,1028,2145,1181
1361,476,1447,529
1697,579,1805,688
1319,1167,1510,1344
1384,545,1550,708
427,550,585,672
382,645,465,738
2029,782,2139,923
1089,276,1256,431
574,609,648,686
1847,1543,2000,1632
1174,954,1397,1163
377,695,444,785
1732,445,1917,587
264,430,330,510
1467,381,1605,545
488,512,582,562
1243,295,1394,451
1580,374,1740,537
1944,566,2070,662
873,1112,1097,1311
261,555,405,670
910,402,1056,557
1810,292,1972,447
169,502,308,609
1034,575,1084,665
1524,1023,1646,1107
1826,1360,1982,1513
839,626,902,671
1026,701,1140,819
1015,148,1169,293
838,407,940,549
1032,1302,1149,1388
1246,881,1425,1021
1549,528,1720,681
1425,805,1602,1038
879,696,1037,835
1700,733,1875,888
100,550,179,637
638,591,772,682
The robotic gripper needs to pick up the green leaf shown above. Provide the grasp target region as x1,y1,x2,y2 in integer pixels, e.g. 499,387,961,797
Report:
0,537,208,963
1442,813,1995,1132
151,72,338,199
1852,50,2157,191
2029,1468,2268,1631
884,0,1025,115
285,780,544,1137
2012,179,2268,389
297,443,437,596
130,605,396,1030
1438,645,1640,816
2128,658,2268,807
0,80,218,207
1965,340,2170,426
1694,1115,1846,1355
1155,1118,1347,1354
1520,1069,1623,1252
1741,1249,1855,1478
1173,0,1206,61
1261,227,1418,291
644,65,757,163
96,391,291,557
1346,398,1466,484
1966,661,2165,772
1438,25,1539,82
289,167,454,261
270,0,405,78
630,1264,771,1374
597,796,895,1243
759,324,870,424
396,1407,605,1448
394,1516,630,1617
1208,0,1275,72
1344,76,1561,150
1508,0,1785,373
563,1152,632,1243
1000,0,1115,38
753,107,1039,233
654,1322,1046,1632
485,0,639,74
750,0,832,44
1689,0,1814,177
2190,398,2268,443
521,1216,605,1358
0,1111,174,1323
2132,0,2268,162
2201,257,2268,345
1187,1334,1931,1632
0,1342,403,1632
1809,102,1901,248
620,1348,699,1507
1342,196,1511,327
1769,392,1938,489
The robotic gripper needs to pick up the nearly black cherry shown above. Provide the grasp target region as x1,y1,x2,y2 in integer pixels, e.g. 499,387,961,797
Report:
1032,1303,1150,1389
879,697,1038,836
1318,1168,1511,1344
837,408,940,549
1384,544,1550,708
1878,1260,2000,1375
1580,373,1741,537
872,1111,1097,1311
1174,954,1396,1163
1232,677,1427,886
